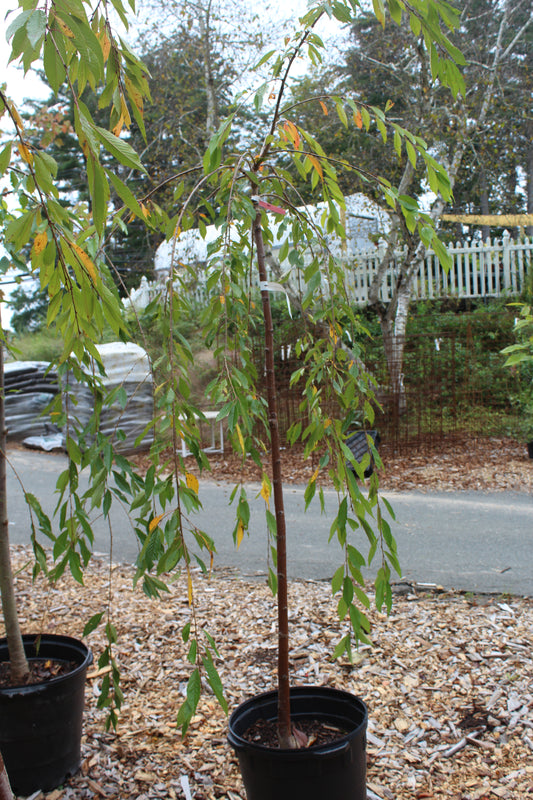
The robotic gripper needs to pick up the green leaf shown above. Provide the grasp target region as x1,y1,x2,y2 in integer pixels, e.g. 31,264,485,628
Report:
432,235,452,272
43,34,67,93
253,49,277,69
0,142,12,176
25,9,46,48
372,0,386,26
176,668,201,736
83,611,105,636
202,650,228,714
335,101,348,128
95,126,146,172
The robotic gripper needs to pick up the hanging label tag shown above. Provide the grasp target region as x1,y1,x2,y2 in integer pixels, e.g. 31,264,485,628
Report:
251,195,286,215
259,280,293,318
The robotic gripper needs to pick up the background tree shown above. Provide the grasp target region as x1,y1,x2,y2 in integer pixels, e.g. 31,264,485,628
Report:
285,0,531,408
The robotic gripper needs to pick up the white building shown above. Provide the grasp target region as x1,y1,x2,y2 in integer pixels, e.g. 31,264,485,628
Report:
153,193,390,280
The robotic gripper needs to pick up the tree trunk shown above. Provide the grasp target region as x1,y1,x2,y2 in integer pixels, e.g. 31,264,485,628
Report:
199,0,218,137
369,0,525,415
480,172,490,242
0,752,14,800
0,312,29,682
252,210,293,749
527,118,533,237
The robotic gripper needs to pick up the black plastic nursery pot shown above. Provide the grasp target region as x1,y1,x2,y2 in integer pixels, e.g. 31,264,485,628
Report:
0,633,93,795
228,686,368,800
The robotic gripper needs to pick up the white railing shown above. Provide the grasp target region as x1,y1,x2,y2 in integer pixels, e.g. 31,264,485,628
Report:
140,234,532,310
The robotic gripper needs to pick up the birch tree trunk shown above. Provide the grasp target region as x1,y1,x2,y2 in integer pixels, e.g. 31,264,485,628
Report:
198,0,218,137
368,0,531,413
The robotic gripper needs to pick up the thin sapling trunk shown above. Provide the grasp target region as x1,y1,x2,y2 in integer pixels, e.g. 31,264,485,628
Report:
0,311,29,682
252,209,295,748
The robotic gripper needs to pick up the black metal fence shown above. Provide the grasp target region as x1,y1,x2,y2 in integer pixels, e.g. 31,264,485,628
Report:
251,321,521,455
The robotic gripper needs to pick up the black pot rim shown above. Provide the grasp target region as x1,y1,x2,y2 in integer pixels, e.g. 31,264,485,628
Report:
228,685,367,757
0,633,92,694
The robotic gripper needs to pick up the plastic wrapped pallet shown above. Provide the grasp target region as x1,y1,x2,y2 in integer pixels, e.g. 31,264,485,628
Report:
62,343,154,454
4,361,60,440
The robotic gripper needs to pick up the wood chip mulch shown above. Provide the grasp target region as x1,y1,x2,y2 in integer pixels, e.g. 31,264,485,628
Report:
5,541,533,800
4,436,533,799
175,435,533,494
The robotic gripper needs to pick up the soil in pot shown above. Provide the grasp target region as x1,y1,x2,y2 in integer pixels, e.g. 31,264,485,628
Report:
0,656,77,687
0,634,92,796
228,686,368,800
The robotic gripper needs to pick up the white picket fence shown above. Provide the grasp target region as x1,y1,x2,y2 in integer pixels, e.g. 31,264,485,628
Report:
133,234,532,310
344,233,532,305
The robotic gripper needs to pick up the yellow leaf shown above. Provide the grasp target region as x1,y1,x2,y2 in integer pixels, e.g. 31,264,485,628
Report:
149,513,164,533
324,418,332,429
9,102,24,132
260,477,270,505
329,323,338,344
235,423,245,455
124,76,144,113
101,31,111,61
236,520,245,550
319,100,328,116
17,141,33,164
186,472,199,495
57,18,74,38
310,467,320,483
354,110,363,130
32,232,48,256
141,203,150,219
187,572,193,604
71,242,98,284
307,154,323,179
219,294,226,305
112,115,125,137
120,95,132,129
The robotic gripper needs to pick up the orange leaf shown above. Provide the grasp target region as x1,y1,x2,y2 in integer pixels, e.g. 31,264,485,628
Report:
354,110,363,130
319,100,328,116
112,115,125,137
283,120,301,150
307,154,323,178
